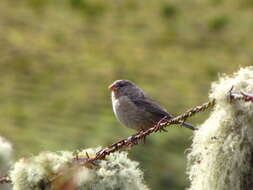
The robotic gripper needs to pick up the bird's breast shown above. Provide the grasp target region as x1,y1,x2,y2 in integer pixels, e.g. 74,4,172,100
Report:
111,92,154,130
111,92,120,116
111,93,135,117
111,92,139,128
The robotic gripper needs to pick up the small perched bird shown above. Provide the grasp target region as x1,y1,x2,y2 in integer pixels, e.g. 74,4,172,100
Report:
108,80,196,131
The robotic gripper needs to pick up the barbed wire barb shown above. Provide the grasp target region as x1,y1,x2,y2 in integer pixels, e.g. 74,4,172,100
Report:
229,88,253,102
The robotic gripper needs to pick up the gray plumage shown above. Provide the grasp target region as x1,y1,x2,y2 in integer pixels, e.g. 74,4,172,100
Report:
109,79,196,131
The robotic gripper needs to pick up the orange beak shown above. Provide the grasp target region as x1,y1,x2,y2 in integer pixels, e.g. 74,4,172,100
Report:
108,84,118,91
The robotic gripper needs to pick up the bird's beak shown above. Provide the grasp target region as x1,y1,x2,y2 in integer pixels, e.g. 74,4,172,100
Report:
108,84,117,91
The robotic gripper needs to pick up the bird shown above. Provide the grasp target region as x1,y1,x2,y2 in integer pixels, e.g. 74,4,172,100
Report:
108,79,197,131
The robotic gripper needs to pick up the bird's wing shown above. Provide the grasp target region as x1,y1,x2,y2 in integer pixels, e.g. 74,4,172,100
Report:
131,97,173,120
131,97,197,130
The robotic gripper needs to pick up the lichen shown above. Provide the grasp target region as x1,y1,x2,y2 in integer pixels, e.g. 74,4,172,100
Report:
0,136,13,173
10,148,149,190
0,136,13,190
187,66,253,190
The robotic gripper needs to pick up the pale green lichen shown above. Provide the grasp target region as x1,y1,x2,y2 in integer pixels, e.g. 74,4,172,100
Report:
0,136,13,173
10,151,73,190
84,151,148,190
0,136,13,190
187,67,253,190
10,148,149,190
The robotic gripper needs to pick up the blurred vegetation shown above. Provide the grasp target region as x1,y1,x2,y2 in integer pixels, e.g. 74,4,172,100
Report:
0,0,251,189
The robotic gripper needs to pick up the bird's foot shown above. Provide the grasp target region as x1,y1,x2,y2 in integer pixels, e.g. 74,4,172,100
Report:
138,129,147,144
158,128,168,132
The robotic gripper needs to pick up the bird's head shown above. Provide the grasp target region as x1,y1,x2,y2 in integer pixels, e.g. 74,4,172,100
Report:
108,80,143,98
108,80,133,91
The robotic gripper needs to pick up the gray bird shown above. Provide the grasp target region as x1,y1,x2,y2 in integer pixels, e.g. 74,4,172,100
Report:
108,79,196,131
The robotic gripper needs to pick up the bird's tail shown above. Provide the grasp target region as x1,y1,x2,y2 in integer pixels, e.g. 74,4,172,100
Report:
178,121,198,131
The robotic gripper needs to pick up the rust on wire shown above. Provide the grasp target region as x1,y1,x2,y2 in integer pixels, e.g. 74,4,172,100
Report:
229,88,253,102
3,90,253,185
85,99,216,164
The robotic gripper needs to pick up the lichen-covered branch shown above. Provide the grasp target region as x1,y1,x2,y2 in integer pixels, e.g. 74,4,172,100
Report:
8,149,150,190
187,66,253,190
0,136,13,189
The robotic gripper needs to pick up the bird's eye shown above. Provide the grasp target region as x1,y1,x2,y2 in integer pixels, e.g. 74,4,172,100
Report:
118,83,125,87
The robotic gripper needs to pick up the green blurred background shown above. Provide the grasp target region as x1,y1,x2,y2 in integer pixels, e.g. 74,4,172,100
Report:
0,0,252,189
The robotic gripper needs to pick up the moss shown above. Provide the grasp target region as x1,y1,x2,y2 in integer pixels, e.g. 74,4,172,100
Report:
187,66,253,190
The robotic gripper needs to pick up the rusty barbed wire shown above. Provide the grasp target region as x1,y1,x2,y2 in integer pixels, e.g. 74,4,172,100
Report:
85,99,216,164
85,90,253,164
229,90,253,102
1,90,252,185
